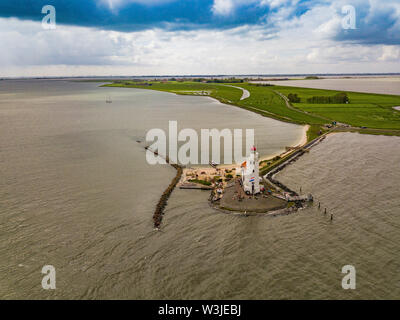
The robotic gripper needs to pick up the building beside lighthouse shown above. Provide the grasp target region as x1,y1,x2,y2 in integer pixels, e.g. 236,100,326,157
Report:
241,146,261,194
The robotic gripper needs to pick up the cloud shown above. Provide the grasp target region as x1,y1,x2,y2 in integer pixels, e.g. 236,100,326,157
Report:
0,0,399,77
0,0,398,48
1,11,399,78
379,46,400,62
98,0,177,11
325,0,400,45
211,0,262,16
0,0,306,32
212,0,236,15
0,18,142,67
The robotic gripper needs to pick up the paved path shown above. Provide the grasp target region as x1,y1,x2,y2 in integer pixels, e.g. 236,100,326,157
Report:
223,85,250,100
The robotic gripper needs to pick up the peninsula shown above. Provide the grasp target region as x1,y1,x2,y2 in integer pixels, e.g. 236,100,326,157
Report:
104,78,400,142
104,78,400,223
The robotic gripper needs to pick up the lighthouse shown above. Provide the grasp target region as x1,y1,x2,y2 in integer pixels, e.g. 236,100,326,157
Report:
241,146,261,195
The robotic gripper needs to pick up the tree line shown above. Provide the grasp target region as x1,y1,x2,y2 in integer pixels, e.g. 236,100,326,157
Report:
288,92,349,104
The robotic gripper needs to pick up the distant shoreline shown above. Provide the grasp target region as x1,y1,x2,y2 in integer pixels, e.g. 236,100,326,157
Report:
2,74,400,81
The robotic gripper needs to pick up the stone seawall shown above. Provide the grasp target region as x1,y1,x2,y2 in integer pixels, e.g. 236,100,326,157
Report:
145,147,183,229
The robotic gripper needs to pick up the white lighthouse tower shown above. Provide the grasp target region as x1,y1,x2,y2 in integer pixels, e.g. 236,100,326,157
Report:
241,146,261,195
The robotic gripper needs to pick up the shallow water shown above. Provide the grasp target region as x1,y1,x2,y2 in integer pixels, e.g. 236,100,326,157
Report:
149,133,400,300
276,133,400,299
265,78,400,95
0,80,305,299
1,80,399,299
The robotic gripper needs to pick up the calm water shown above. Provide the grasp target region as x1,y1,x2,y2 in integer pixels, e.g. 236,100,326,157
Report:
277,133,400,299
265,78,400,95
1,80,399,299
0,80,304,299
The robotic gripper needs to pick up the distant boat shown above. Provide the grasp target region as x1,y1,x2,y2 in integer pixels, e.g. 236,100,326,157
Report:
106,96,112,103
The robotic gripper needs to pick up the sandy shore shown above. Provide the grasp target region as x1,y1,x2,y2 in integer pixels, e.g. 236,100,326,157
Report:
259,124,309,163
185,124,310,173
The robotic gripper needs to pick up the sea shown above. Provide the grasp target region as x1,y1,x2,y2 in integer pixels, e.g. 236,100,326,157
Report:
0,78,399,299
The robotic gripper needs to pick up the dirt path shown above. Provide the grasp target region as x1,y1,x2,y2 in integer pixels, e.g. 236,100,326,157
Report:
273,90,332,123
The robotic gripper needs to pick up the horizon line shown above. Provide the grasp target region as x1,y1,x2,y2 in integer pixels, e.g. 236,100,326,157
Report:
2,72,400,80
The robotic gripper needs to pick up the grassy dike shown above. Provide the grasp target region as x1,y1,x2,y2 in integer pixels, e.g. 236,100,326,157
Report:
103,80,400,140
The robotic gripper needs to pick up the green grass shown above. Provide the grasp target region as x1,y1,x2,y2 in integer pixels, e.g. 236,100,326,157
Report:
307,124,327,141
105,81,326,126
106,81,242,104
271,86,400,130
104,80,400,138
235,84,327,125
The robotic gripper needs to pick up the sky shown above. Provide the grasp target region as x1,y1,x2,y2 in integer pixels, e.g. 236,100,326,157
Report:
0,0,399,77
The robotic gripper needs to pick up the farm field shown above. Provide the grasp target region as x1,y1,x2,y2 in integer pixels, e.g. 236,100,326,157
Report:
270,85,400,130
